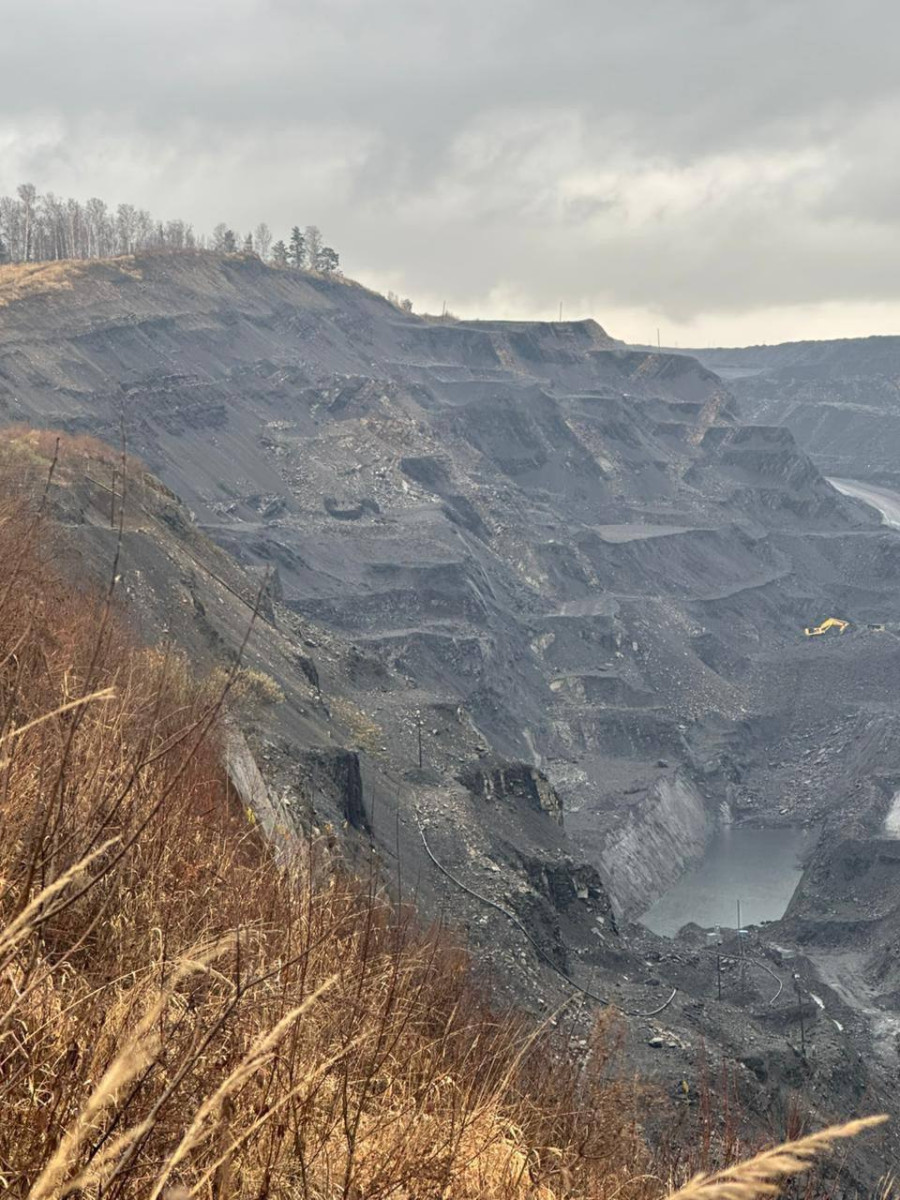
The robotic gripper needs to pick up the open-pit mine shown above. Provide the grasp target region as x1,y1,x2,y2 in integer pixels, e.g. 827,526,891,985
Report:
4,252,900,1182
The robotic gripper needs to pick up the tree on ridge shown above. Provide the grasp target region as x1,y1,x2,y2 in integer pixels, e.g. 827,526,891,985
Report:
0,181,343,274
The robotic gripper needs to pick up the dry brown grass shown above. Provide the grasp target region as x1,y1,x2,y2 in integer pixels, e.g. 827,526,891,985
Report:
0,258,143,308
0,441,884,1199
0,424,146,479
0,427,160,527
330,695,383,755
666,1116,887,1200
0,259,93,306
210,666,285,710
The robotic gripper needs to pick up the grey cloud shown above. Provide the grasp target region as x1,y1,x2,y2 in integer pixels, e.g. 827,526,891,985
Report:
3,0,900,336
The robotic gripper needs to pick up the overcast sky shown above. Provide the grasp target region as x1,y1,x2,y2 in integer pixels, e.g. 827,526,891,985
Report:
2,0,899,345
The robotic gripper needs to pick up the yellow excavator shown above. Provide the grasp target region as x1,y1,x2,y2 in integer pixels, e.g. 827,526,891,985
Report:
804,617,849,637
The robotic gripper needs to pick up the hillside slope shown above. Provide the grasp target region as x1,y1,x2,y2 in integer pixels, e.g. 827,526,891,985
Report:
6,255,900,1175
0,458,670,1199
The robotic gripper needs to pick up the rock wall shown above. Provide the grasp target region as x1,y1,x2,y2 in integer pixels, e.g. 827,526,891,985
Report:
297,746,370,832
457,759,564,824
597,776,715,918
224,727,295,839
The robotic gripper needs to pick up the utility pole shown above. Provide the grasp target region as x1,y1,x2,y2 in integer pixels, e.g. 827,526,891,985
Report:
709,925,723,1000
794,973,807,1059
737,899,747,998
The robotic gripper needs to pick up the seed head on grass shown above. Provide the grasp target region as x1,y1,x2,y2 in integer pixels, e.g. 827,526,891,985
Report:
665,1116,888,1200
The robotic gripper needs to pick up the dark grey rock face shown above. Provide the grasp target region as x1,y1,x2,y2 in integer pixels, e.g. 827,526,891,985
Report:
297,747,369,832
457,759,563,824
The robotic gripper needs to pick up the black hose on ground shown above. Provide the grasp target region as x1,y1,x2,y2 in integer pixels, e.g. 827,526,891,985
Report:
416,813,677,1020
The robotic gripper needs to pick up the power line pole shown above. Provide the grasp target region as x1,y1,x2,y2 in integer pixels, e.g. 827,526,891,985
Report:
709,925,723,1000
794,973,807,1059
737,899,747,998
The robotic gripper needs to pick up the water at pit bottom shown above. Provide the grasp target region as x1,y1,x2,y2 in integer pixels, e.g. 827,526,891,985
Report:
639,825,818,939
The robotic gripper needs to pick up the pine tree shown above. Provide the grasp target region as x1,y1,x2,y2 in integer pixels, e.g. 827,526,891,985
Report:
243,232,254,254
318,246,340,275
288,226,306,269
271,240,288,268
